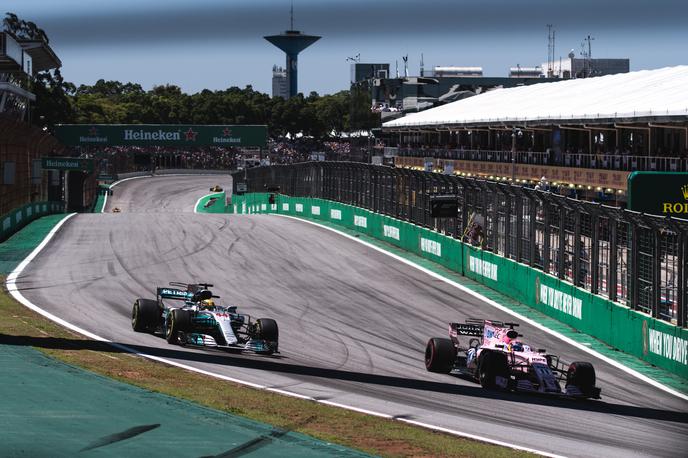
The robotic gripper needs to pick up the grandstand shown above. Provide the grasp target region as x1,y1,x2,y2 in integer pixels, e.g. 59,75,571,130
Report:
380,66,688,202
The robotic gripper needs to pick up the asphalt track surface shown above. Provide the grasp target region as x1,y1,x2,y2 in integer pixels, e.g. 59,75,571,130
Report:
17,175,688,457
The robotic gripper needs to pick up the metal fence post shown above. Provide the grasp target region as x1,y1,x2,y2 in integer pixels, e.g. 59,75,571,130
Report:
630,223,639,311
653,227,662,319
591,212,600,295
679,233,686,327
558,205,566,280
609,216,618,302
573,208,582,287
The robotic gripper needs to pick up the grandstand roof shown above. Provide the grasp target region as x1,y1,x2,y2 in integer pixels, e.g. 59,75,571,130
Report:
383,66,688,129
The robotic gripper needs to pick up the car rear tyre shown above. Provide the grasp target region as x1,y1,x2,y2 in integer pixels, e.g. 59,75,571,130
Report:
166,309,191,344
566,361,596,396
425,337,456,373
478,351,509,389
132,299,160,332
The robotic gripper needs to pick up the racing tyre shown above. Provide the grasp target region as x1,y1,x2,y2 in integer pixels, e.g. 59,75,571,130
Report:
166,309,191,344
478,351,509,389
566,361,596,396
425,337,456,373
132,299,160,332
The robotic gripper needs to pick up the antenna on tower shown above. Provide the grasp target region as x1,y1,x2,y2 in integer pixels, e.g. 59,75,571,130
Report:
420,53,424,77
580,34,595,77
290,1,294,30
546,24,555,77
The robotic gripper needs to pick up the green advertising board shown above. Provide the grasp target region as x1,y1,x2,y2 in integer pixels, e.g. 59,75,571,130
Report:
627,172,688,217
41,157,94,172
54,124,268,148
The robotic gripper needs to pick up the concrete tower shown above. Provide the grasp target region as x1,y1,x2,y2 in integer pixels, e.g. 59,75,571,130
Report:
264,4,320,99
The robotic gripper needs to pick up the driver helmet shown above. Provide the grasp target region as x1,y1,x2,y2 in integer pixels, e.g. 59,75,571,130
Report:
510,340,524,352
201,299,215,310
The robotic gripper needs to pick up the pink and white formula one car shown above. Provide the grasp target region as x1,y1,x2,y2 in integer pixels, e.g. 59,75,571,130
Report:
425,319,601,399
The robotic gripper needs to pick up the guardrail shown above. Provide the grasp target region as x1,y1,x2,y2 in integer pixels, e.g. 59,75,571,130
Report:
233,162,688,330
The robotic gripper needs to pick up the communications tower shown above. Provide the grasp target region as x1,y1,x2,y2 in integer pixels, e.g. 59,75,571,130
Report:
264,4,320,99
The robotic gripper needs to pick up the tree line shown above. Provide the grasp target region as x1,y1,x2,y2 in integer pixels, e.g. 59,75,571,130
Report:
4,13,379,139
56,81,379,138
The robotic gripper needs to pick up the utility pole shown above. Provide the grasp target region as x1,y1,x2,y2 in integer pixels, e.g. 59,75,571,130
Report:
547,24,554,78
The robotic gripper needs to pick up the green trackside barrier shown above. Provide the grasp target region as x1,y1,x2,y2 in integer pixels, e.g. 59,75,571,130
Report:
196,191,228,214
204,193,688,379
92,184,112,213
0,201,64,242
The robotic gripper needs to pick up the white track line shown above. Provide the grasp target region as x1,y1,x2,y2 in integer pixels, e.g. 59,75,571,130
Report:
275,214,688,402
5,213,563,458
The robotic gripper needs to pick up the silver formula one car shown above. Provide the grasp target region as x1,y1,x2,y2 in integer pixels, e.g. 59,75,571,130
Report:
425,318,601,399
132,282,278,355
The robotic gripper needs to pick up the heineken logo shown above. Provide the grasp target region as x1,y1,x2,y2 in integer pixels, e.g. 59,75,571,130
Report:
185,128,198,141
45,159,80,168
213,126,241,144
124,129,182,141
79,126,108,143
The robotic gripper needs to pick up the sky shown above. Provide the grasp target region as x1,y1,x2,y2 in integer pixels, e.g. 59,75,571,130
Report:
6,0,688,96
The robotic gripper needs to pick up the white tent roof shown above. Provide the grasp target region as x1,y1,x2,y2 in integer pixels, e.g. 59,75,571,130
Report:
383,66,688,128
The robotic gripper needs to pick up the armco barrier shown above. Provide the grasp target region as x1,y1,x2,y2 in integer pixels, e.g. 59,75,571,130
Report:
0,201,64,242
213,193,688,379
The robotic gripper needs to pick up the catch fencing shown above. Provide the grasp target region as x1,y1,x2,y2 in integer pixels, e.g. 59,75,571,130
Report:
235,162,688,328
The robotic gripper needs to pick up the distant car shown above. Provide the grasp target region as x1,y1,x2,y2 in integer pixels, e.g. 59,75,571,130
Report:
210,185,223,192
132,282,279,355
425,318,601,399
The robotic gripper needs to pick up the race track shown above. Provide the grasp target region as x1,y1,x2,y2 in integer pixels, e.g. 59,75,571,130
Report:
16,175,688,457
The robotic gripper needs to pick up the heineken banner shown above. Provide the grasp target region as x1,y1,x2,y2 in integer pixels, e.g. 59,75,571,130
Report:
54,124,267,147
41,157,94,172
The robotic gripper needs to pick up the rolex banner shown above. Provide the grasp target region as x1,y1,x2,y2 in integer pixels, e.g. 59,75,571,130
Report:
54,124,267,147
627,172,688,217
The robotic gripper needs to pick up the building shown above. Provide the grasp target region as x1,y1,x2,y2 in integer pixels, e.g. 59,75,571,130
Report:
1,25,66,220
509,66,543,78
371,73,556,119
541,57,630,79
351,63,390,84
431,66,483,77
381,65,688,198
271,65,288,99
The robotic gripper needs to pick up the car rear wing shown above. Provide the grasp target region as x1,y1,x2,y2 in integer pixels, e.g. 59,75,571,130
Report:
157,287,192,301
449,322,484,337
449,318,522,339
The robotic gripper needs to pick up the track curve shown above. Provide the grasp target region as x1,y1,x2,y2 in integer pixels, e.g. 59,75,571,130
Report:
16,175,688,457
